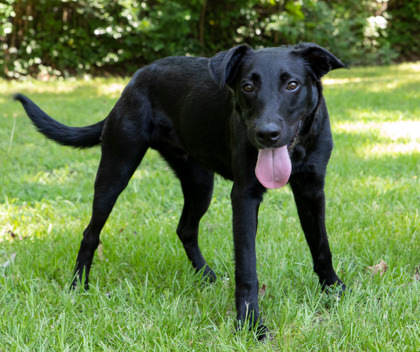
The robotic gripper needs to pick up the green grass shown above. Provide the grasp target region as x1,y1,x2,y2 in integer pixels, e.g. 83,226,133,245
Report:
1,64,419,351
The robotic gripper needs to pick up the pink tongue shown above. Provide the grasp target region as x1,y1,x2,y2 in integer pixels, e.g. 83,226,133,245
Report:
255,146,292,189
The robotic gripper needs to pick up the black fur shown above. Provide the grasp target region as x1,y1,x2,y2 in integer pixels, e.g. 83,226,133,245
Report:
13,93,105,148
14,43,346,340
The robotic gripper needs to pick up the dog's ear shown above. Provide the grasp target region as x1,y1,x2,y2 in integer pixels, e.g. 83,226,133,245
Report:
209,45,252,88
292,43,347,80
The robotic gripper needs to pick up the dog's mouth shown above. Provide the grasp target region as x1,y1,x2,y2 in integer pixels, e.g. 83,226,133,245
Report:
255,121,301,189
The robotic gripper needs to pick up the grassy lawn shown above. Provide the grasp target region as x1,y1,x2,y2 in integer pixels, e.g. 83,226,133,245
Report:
0,64,419,351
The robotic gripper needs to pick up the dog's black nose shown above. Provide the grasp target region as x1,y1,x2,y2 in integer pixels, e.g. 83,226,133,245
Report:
256,124,281,145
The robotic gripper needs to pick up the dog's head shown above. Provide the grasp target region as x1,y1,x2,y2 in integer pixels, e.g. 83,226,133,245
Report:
209,43,345,188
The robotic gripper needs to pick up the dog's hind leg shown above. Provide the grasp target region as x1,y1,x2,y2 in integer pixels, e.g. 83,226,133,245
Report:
289,173,345,292
158,150,216,282
71,116,149,290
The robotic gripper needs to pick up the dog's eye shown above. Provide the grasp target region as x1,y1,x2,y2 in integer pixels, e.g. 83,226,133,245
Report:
286,81,299,91
242,83,255,93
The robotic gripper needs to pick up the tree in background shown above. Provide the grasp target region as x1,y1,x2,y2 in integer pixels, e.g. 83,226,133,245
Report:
0,0,418,79
386,0,420,62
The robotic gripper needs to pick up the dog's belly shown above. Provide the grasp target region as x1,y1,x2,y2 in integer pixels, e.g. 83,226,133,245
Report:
189,151,234,180
177,117,233,180
149,106,234,180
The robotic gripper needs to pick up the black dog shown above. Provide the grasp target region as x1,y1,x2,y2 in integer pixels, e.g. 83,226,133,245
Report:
14,43,346,339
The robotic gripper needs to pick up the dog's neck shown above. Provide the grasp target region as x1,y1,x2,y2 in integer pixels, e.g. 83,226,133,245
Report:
289,81,324,151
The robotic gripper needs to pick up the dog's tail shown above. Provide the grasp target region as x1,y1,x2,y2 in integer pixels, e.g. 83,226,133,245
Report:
13,93,105,148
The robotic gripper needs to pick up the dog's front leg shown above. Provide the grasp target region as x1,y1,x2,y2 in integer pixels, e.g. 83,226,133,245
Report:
290,173,345,292
231,183,268,339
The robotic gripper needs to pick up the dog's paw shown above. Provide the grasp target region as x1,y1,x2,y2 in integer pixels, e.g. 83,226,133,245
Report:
197,265,217,283
255,323,270,341
320,276,346,293
69,275,89,293
236,319,270,342
323,280,347,296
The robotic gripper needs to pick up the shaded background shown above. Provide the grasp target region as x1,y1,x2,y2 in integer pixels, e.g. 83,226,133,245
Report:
0,0,419,79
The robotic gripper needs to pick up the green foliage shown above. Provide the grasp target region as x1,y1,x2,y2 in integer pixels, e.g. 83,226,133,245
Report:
387,0,420,61
0,0,417,78
270,0,398,65
0,0,144,78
